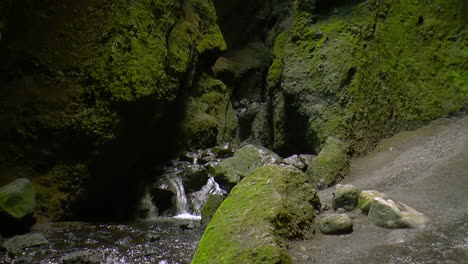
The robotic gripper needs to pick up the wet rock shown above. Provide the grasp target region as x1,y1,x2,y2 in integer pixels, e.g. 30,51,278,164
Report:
0,178,36,236
211,143,234,158
368,197,429,229
181,165,210,193
306,137,349,189
201,194,225,226
333,184,360,211
319,214,353,235
210,145,281,190
358,190,388,214
146,233,161,242
283,154,306,170
61,249,102,264
251,104,272,147
2,233,49,254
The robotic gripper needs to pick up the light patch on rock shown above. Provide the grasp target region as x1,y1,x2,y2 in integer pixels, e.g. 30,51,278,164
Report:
368,197,428,229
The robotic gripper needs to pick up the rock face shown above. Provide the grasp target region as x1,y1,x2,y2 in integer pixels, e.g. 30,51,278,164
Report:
210,145,281,189
307,137,349,189
332,184,360,211
0,178,36,235
358,190,388,214
2,233,49,254
192,165,321,264
319,214,353,235
368,197,428,229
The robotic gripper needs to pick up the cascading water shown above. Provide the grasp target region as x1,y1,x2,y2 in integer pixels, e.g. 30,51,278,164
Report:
138,190,158,220
189,177,226,216
166,173,190,217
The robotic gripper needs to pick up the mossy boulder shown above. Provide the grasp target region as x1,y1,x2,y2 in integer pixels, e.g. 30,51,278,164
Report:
201,194,225,226
332,184,360,211
191,165,321,264
318,213,353,235
358,190,387,214
210,145,281,189
0,178,36,235
306,137,349,189
368,197,429,229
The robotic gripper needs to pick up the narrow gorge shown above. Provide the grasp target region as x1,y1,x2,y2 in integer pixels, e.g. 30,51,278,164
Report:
0,0,466,263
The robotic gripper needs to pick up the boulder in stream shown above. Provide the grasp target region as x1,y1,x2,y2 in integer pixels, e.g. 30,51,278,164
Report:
318,214,353,235
192,165,320,264
332,184,360,211
2,232,49,254
0,178,36,236
283,154,306,170
210,144,281,190
368,197,428,229
61,249,102,264
358,190,388,214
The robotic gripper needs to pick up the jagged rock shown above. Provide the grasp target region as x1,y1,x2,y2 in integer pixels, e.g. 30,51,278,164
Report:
319,214,353,235
307,137,349,189
2,233,49,254
192,165,320,264
283,154,306,170
210,145,281,190
333,184,360,211
61,249,102,264
181,165,210,193
368,197,428,229
358,190,388,214
201,194,225,227
0,178,36,236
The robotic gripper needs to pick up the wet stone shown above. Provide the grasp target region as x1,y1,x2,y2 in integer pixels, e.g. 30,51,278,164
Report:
61,249,102,264
333,184,360,211
2,232,49,254
319,214,353,235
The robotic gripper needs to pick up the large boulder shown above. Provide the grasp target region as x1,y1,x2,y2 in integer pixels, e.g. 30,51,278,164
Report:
0,178,36,236
2,232,48,254
210,145,281,189
318,214,353,235
332,184,360,211
368,197,428,229
201,194,225,227
192,165,321,264
358,190,388,214
306,137,349,189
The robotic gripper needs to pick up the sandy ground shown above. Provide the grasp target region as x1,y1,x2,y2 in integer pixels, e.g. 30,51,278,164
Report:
289,116,468,264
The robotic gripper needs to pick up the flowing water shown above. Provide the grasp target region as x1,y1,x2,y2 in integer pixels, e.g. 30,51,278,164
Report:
1,149,228,264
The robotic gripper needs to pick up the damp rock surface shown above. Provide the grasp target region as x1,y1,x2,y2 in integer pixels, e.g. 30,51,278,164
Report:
289,116,468,263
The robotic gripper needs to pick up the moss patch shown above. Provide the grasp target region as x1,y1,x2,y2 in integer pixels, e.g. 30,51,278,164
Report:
192,165,320,264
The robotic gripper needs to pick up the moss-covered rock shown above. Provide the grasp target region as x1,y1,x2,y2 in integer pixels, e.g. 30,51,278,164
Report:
192,165,321,264
182,75,238,149
358,190,387,214
0,178,36,236
269,0,467,154
201,194,225,226
307,137,349,189
210,145,281,189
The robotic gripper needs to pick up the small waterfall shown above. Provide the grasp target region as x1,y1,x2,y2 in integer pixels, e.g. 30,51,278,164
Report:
166,174,189,216
138,191,158,220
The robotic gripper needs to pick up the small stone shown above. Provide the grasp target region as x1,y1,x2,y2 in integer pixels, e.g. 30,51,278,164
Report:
146,233,161,242
322,204,331,211
301,255,311,261
333,184,360,211
358,190,387,214
319,214,353,235
180,222,195,230
368,197,428,229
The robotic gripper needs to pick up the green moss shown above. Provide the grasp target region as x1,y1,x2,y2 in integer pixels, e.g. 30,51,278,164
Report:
183,75,237,149
274,0,466,154
0,178,35,219
201,194,225,225
192,165,320,264
267,31,290,88
307,137,349,189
